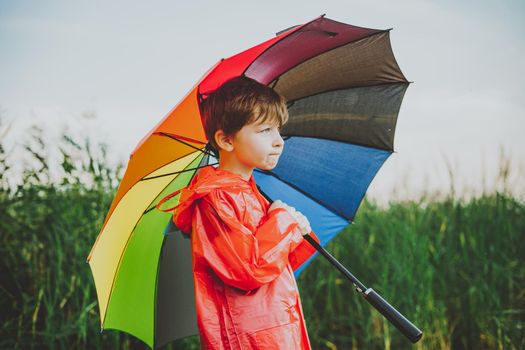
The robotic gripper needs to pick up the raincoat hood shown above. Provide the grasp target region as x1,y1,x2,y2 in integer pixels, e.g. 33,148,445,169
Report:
160,166,259,235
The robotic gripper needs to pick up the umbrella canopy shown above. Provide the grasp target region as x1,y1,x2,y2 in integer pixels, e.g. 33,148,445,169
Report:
87,14,408,349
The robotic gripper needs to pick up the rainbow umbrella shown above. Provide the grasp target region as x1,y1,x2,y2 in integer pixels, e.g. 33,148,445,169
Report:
87,14,410,348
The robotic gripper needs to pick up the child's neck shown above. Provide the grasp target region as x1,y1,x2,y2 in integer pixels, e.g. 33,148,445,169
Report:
216,155,253,181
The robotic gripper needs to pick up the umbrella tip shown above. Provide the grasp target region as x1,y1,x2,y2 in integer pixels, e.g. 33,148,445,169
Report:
275,24,300,36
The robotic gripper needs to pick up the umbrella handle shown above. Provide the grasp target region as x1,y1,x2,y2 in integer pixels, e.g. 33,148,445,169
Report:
362,287,423,343
303,234,423,344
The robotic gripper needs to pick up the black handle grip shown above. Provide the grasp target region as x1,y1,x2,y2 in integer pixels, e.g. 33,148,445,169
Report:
364,288,423,343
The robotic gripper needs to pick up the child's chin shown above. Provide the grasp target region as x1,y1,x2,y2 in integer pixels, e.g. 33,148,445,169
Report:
259,163,278,171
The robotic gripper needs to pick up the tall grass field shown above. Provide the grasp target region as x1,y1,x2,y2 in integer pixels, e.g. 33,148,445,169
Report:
1,125,523,349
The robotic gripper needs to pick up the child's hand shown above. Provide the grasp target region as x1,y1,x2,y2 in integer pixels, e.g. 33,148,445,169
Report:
291,210,311,236
268,199,290,212
269,200,311,236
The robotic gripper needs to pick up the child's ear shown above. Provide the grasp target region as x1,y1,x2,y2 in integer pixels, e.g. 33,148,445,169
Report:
214,130,234,152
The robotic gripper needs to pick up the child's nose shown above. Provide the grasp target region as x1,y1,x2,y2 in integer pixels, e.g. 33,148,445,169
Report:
273,131,284,148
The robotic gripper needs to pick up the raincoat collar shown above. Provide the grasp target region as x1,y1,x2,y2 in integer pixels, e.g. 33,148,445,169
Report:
191,166,256,193
214,167,255,186
156,165,260,234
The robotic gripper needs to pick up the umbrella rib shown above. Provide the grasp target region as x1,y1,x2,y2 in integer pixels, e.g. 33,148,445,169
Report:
281,134,395,157
155,132,214,157
255,168,352,222
153,132,206,146
143,163,218,181
143,154,214,216
281,133,393,153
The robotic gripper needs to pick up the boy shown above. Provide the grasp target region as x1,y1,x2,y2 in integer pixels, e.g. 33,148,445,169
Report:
170,76,320,349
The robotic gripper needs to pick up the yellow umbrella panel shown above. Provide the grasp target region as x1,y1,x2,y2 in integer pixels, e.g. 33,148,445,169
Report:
87,150,204,348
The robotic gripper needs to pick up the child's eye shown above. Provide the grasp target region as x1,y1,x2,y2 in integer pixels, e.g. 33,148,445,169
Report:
260,128,271,133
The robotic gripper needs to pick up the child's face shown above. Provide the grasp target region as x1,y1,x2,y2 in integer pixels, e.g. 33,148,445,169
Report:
228,118,284,171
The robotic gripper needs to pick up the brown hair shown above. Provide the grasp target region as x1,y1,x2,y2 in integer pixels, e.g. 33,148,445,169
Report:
200,76,289,154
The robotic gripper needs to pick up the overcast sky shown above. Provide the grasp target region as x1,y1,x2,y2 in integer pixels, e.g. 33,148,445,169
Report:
1,0,524,203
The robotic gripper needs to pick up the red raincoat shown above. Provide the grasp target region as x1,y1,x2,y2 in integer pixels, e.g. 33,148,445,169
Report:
172,166,320,349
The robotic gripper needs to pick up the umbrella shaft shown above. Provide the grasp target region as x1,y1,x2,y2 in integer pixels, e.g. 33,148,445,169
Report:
303,234,367,292
303,234,423,343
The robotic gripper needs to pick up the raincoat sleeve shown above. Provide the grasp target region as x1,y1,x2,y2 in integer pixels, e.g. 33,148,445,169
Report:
288,232,319,271
193,189,306,292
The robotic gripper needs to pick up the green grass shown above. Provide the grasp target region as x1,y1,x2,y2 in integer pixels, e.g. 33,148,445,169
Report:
298,193,524,349
0,121,523,349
